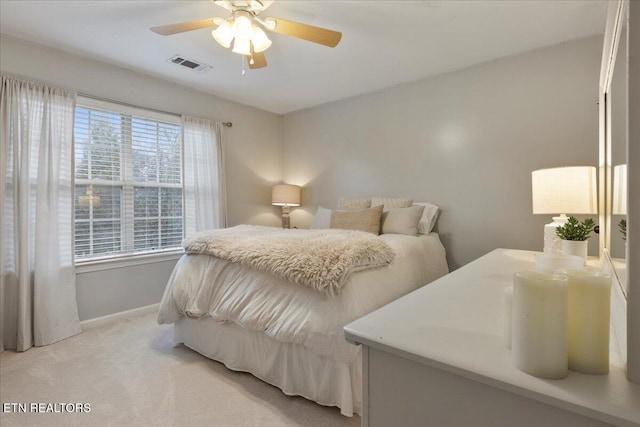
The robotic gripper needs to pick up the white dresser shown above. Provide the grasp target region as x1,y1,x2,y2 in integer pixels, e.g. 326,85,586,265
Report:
344,249,640,427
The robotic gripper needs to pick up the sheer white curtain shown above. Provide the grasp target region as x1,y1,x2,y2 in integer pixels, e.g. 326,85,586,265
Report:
0,75,81,352
182,115,227,236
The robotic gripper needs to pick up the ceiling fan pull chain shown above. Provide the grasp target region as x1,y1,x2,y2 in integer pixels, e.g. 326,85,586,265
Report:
241,54,246,76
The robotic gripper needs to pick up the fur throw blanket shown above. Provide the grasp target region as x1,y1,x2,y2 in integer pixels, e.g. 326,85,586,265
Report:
182,225,395,296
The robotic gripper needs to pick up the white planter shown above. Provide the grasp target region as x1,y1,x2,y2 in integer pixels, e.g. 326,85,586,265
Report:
561,240,588,264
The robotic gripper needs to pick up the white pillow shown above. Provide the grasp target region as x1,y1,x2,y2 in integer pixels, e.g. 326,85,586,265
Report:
311,207,332,229
413,202,440,234
381,205,425,236
371,197,413,211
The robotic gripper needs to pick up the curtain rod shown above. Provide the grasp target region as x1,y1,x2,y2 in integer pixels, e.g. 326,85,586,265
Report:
78,92,233,127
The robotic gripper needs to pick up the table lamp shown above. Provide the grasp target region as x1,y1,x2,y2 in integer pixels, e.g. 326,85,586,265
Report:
272,184,301,229
532,166,597,253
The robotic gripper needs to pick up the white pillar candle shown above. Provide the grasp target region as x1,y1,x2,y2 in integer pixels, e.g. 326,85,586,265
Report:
512,271,568,379
504,286,513,349
562,268,611,374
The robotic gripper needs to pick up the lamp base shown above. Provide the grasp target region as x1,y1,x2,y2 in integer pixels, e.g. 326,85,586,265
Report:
281,206,290,229
543,215,569,254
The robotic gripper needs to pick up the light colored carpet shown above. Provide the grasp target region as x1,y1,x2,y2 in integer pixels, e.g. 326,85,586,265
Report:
0,312,361,427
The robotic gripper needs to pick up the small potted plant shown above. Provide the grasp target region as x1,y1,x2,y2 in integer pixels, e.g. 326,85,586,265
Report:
555,216,596,263
619,219,627,241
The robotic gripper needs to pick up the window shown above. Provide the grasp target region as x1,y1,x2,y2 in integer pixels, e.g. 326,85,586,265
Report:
74,98,182,261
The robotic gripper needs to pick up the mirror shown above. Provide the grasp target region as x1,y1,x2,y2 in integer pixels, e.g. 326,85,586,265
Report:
606,1,628,295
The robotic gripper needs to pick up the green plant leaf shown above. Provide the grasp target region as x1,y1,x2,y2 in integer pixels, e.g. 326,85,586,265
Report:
555,216,596,241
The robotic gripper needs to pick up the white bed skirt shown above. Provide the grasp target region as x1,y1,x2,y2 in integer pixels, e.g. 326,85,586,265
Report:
174,317,362,417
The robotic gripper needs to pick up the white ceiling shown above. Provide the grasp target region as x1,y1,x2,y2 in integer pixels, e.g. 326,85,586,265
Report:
0,0,607,115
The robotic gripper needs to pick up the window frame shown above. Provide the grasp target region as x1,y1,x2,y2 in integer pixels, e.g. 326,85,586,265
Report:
73,97,184,265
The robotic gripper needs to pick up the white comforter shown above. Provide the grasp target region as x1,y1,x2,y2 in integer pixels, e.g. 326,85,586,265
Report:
158,233,448,363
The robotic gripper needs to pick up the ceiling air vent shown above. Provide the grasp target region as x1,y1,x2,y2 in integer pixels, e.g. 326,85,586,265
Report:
168,55,212,73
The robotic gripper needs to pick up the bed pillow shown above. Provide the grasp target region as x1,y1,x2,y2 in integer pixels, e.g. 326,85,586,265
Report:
311,207,332,229
330,205,384,235
414,202,440,234
380,205,425,236
337,197,372,210
371,197,413,211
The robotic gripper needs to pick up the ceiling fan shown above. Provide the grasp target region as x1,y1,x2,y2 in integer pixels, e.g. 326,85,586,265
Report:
150,0,342,70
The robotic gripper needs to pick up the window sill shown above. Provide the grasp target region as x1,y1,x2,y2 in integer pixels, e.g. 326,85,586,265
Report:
75,249,184,274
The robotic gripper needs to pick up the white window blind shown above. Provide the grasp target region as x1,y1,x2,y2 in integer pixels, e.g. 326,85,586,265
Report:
74,98,183,260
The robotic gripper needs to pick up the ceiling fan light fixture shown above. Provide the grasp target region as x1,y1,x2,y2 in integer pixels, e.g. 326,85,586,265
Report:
251,25,271,53
263,18,277,31
232,11,253,39
232,37,252,56
212,20,234,48
153,1,342,68
213,0,231,8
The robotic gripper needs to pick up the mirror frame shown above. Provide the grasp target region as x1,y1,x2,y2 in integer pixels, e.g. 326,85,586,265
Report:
600,0,625,359
601,0,627,290
599,0,639,383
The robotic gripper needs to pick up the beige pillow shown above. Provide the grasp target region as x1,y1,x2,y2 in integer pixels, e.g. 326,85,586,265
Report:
337,197,372,210
330,205,383,235
381,205,425,236
371,197,413,211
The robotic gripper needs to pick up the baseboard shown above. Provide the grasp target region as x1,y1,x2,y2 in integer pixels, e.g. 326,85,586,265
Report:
80,303,160,331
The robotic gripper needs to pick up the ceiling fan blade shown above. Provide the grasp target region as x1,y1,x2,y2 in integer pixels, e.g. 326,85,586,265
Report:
267,17,342,47
248,51,268,69
150,18,216,36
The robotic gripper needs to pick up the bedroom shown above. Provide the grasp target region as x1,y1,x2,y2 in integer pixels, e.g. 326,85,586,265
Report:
0,0,638,426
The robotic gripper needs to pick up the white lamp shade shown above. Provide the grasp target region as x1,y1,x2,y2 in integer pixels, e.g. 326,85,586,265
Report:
613,164,627,215
232,13,253,39
212,21,234,48
532,166,597,214
232,37,251,55
272,184,301,206
251,25,272,53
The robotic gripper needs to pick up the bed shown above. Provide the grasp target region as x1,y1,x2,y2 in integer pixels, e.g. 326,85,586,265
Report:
158,223,448,416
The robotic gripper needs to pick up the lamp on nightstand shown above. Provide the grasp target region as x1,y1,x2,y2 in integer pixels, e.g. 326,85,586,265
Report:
531,166,597,253
272,184,301,229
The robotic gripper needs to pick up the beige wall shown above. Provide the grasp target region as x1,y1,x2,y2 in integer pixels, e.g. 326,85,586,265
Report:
0,34,605,318
0,35,283,320
282,36,603,270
